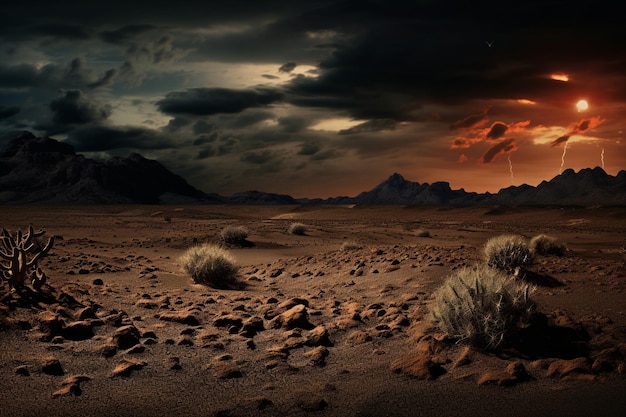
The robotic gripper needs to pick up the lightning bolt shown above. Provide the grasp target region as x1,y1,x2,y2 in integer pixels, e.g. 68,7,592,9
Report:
601,148,605,169
507,154,514,183
559,142,568,174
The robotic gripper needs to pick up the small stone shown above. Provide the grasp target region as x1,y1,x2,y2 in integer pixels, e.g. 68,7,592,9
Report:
100,344,117,358
158,311,200,326
62,321,94,341
167,357,182,370
15,365,29,376
214,362,243,379
112,325,141,349
126,344,146,354
52,384,81,398
42,358,64,376
391,354,446,380
111,359,147,377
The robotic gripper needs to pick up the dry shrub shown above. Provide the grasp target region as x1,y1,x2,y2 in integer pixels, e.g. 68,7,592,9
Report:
529,234,566,256
340,240,362,251
288,222,307,235
430,265,536,351
179,244,239,288
484,234,531,272
220,226,249,245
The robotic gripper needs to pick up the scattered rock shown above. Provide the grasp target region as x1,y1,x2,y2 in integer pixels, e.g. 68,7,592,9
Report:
294,391,328,412
100,344,118,358
167,357,182,370
270,304,313,330
213,362,243,379
478,362,533,386
305,325,333,347
62,320,94,341
158,310,200,326
111,359,148,377
347,330,372,345
112,325,141,349
546,357,593,379
15,365,29,376
42,358,64,376
391,353,446,380
304,346,330,367
52,383,81,398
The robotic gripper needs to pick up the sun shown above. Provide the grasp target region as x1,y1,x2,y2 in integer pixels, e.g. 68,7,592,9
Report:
576,99,589,112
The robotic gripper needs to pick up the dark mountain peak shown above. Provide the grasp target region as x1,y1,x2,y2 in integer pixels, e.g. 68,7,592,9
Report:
380,172,414,187
0,132,210,204
0,131,75,158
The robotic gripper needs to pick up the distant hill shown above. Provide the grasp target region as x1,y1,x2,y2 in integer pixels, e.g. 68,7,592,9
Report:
0,132,301,204
1,131,624,205
304,170,626,206
0,131,216,204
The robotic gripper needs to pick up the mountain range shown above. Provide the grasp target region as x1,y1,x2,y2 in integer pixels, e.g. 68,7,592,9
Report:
1,132,624,205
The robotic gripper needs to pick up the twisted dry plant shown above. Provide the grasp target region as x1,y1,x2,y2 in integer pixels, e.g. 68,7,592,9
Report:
0,225,54,291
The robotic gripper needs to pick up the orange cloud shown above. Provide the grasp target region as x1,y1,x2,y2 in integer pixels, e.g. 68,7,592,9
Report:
550,116,605,147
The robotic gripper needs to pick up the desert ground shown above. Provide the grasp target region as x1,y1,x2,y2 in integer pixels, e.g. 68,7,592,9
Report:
1,204,625,417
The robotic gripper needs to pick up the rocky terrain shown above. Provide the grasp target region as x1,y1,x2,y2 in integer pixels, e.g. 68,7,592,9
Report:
0,204,625,416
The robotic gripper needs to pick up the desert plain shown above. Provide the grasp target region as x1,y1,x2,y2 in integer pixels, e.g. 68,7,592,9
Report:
0,204,625,417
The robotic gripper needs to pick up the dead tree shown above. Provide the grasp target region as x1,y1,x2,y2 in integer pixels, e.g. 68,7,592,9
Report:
0,226,54,291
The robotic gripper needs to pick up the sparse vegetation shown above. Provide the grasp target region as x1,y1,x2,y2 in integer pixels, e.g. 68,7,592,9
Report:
529,234,566,256
484,234,532,272
340,240,362,251
0,226,54,291
415,229,431,238
220,226,249,245
179,244,239,288
288,222,307,235
430,264,536,351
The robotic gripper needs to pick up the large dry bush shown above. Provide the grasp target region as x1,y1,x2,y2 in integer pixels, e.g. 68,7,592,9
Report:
220,225,249,245
484,234,532,272
179,244,239,288
430,264,536,351
529,234,566,256
288,222,307,235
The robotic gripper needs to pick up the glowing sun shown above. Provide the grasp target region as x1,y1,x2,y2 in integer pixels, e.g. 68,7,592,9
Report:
576,99,589,112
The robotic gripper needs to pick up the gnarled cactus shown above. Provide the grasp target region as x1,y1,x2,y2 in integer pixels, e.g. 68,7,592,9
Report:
0,226,54,291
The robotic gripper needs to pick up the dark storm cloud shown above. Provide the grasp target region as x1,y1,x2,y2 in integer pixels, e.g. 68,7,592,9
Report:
0,105,20,120
450,111,489,130
0,59,115,91
218,110,275,129
49,89,111,126
65,125,173,152
482,138,517,164
99,25,157,45
87,69,116,89
297,141,320,156
240,150,275,165
163,116,193,133
279,62,297,73
486,122,507,140
550,135,570,148
157,88,284,116
278,116,309,133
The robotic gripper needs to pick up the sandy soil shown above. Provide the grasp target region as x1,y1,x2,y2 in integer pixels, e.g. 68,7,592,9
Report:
1,204,625,417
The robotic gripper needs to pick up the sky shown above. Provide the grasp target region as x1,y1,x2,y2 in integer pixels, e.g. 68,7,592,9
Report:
0,0,624,198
